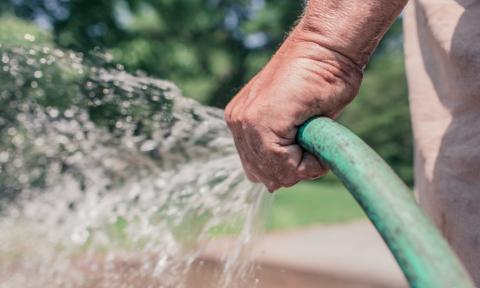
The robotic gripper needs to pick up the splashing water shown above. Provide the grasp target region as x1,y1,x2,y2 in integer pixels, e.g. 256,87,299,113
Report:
0,42,271,287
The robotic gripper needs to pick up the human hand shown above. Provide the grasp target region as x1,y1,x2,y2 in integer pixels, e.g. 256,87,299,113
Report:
225,25,363,192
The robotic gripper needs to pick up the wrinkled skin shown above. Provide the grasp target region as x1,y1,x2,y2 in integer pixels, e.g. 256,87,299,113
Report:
225,26,363,192
225,0,407,191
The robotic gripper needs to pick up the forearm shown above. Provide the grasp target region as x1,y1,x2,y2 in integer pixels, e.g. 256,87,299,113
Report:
225,1,408,190
295,0,408,68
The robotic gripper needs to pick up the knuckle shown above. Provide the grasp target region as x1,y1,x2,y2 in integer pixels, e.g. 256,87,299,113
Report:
308,168,328,179
269,147,286,158
224,106,234,125
279,175,299,188
242,108,255,120
242,109,261,124
224,109,231,123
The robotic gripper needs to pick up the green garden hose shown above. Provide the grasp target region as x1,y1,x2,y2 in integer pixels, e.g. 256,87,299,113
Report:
297,117,474,288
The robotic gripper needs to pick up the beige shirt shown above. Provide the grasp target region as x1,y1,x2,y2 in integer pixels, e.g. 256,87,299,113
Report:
404,0,480,283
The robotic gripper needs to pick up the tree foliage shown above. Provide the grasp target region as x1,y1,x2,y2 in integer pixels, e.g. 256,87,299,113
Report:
340,49,413,184
1,0,303,106
0,3,413,183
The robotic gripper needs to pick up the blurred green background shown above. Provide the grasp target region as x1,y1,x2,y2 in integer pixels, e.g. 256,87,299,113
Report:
0,0,412,230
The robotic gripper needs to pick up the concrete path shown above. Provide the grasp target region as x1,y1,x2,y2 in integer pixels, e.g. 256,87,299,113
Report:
203,220,408,287
253,220,407,287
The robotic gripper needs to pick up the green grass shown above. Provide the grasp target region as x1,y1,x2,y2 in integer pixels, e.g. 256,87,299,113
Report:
266,178,366,231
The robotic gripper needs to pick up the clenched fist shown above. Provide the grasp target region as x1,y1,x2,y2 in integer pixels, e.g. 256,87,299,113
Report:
225,24,363,192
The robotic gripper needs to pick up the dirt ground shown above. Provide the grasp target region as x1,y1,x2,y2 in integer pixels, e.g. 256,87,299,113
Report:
0,256,398,288
0,221,407,288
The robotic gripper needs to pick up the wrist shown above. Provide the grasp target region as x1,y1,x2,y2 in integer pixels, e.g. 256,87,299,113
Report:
283,27,364,88
265,31,363,120
296,0,407,68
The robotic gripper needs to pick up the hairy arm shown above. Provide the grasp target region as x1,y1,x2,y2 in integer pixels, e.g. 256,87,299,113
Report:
299,0,408,67
225,0,408,191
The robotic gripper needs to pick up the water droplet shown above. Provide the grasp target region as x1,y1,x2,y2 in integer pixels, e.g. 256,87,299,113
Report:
53,49,64,58
140,140,157,152
64,109,75,118
12,135,24,145
48,108,59,118
33,71,43,79
7,127,16,136
71,227,90,244
85,81,94,89
24,34,36,42
0,151,10,163
1,54,9,64
34,138,45,146
0,44,264,287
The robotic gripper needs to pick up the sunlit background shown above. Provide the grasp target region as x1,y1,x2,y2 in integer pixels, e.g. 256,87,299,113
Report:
0,0,412,231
